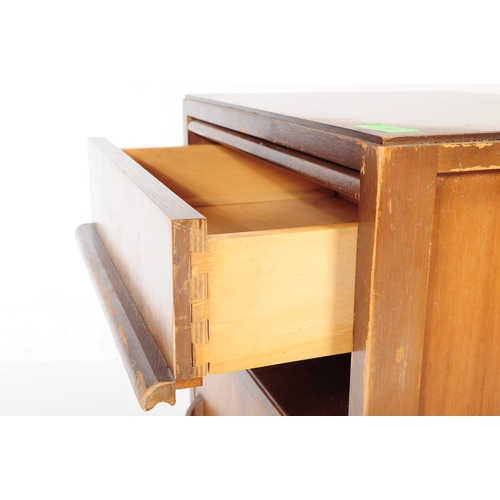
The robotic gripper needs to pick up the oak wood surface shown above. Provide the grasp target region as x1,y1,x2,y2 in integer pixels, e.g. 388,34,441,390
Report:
419,171,500,415
75,224,179,410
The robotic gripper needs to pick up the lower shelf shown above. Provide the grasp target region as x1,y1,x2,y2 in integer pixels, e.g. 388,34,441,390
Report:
189,354,351,416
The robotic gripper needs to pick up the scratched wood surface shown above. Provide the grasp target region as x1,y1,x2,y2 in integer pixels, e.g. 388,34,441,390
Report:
79,94,500,415
76,224,177,410
188,93,500,143
437,142,500,173
349,145,438,416
88,138,359,389
88,137,206,383
185,93,500,171
183,94,500,415
187,120,361,201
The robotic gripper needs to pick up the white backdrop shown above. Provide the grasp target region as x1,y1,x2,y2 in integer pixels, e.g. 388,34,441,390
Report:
2,82,500,417
1,1,499,418
2,4,500,500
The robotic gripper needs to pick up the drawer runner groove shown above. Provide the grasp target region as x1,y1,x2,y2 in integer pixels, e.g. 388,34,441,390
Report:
188,119,361,202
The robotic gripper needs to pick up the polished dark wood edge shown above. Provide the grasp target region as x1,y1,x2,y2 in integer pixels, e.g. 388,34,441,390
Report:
184,98,366,170
76,223,176,411
187,94,500,146
188,120,360,201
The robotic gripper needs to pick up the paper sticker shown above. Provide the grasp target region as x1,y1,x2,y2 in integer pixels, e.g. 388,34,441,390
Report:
356,124,422,134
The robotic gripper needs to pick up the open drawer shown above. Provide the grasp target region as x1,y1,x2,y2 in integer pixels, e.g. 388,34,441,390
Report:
78,138,358,410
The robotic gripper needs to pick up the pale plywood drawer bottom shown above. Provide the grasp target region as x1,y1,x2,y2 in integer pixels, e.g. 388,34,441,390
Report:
89,138,358,389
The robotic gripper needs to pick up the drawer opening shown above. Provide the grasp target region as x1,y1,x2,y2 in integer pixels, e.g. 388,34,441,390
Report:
123,143,358,376
125,144,358,235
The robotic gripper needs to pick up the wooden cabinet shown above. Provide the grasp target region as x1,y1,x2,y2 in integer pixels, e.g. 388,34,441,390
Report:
78,92,500,415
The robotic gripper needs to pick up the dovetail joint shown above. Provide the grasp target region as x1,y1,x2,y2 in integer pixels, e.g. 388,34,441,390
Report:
191,265,209,376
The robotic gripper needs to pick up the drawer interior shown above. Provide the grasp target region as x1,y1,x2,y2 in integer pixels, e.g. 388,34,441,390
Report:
124,144,358,234
123,144,359,376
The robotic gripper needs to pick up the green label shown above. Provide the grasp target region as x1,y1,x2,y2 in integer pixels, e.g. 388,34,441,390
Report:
356,124,422,134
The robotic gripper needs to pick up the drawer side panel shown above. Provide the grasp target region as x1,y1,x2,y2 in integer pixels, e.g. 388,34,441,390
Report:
192,225,357,374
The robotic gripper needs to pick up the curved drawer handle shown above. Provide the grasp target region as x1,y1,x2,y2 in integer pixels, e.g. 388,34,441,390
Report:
76,224,176,411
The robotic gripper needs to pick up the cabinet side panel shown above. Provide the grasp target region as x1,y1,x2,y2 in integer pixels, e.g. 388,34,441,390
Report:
420,171,500,415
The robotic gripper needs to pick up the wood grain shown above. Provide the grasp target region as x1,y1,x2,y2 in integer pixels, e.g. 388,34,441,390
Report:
124,144,332,207
88,137,206,382
191,223,358,374
187,120,361,201
349,145,438,416
187,93,500,146
197,196,358,235
75,224,178,411
437,142,500,173
420,171,500,415
184,98,366,170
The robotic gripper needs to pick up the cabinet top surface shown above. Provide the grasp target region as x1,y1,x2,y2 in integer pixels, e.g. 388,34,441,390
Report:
188,92,500,144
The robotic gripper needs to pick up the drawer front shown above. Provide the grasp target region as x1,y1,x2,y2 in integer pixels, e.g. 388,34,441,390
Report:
85,137,358,409
89,138,206,384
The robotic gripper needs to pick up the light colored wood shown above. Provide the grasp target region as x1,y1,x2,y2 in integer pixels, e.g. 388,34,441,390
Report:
89,138,207,382
349,145,438,416
197,196,358,235
191,223,358,374
124,144,332,208
420,171,500,415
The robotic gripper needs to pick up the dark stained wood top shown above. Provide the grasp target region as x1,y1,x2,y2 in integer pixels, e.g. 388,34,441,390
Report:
188,93,500,145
